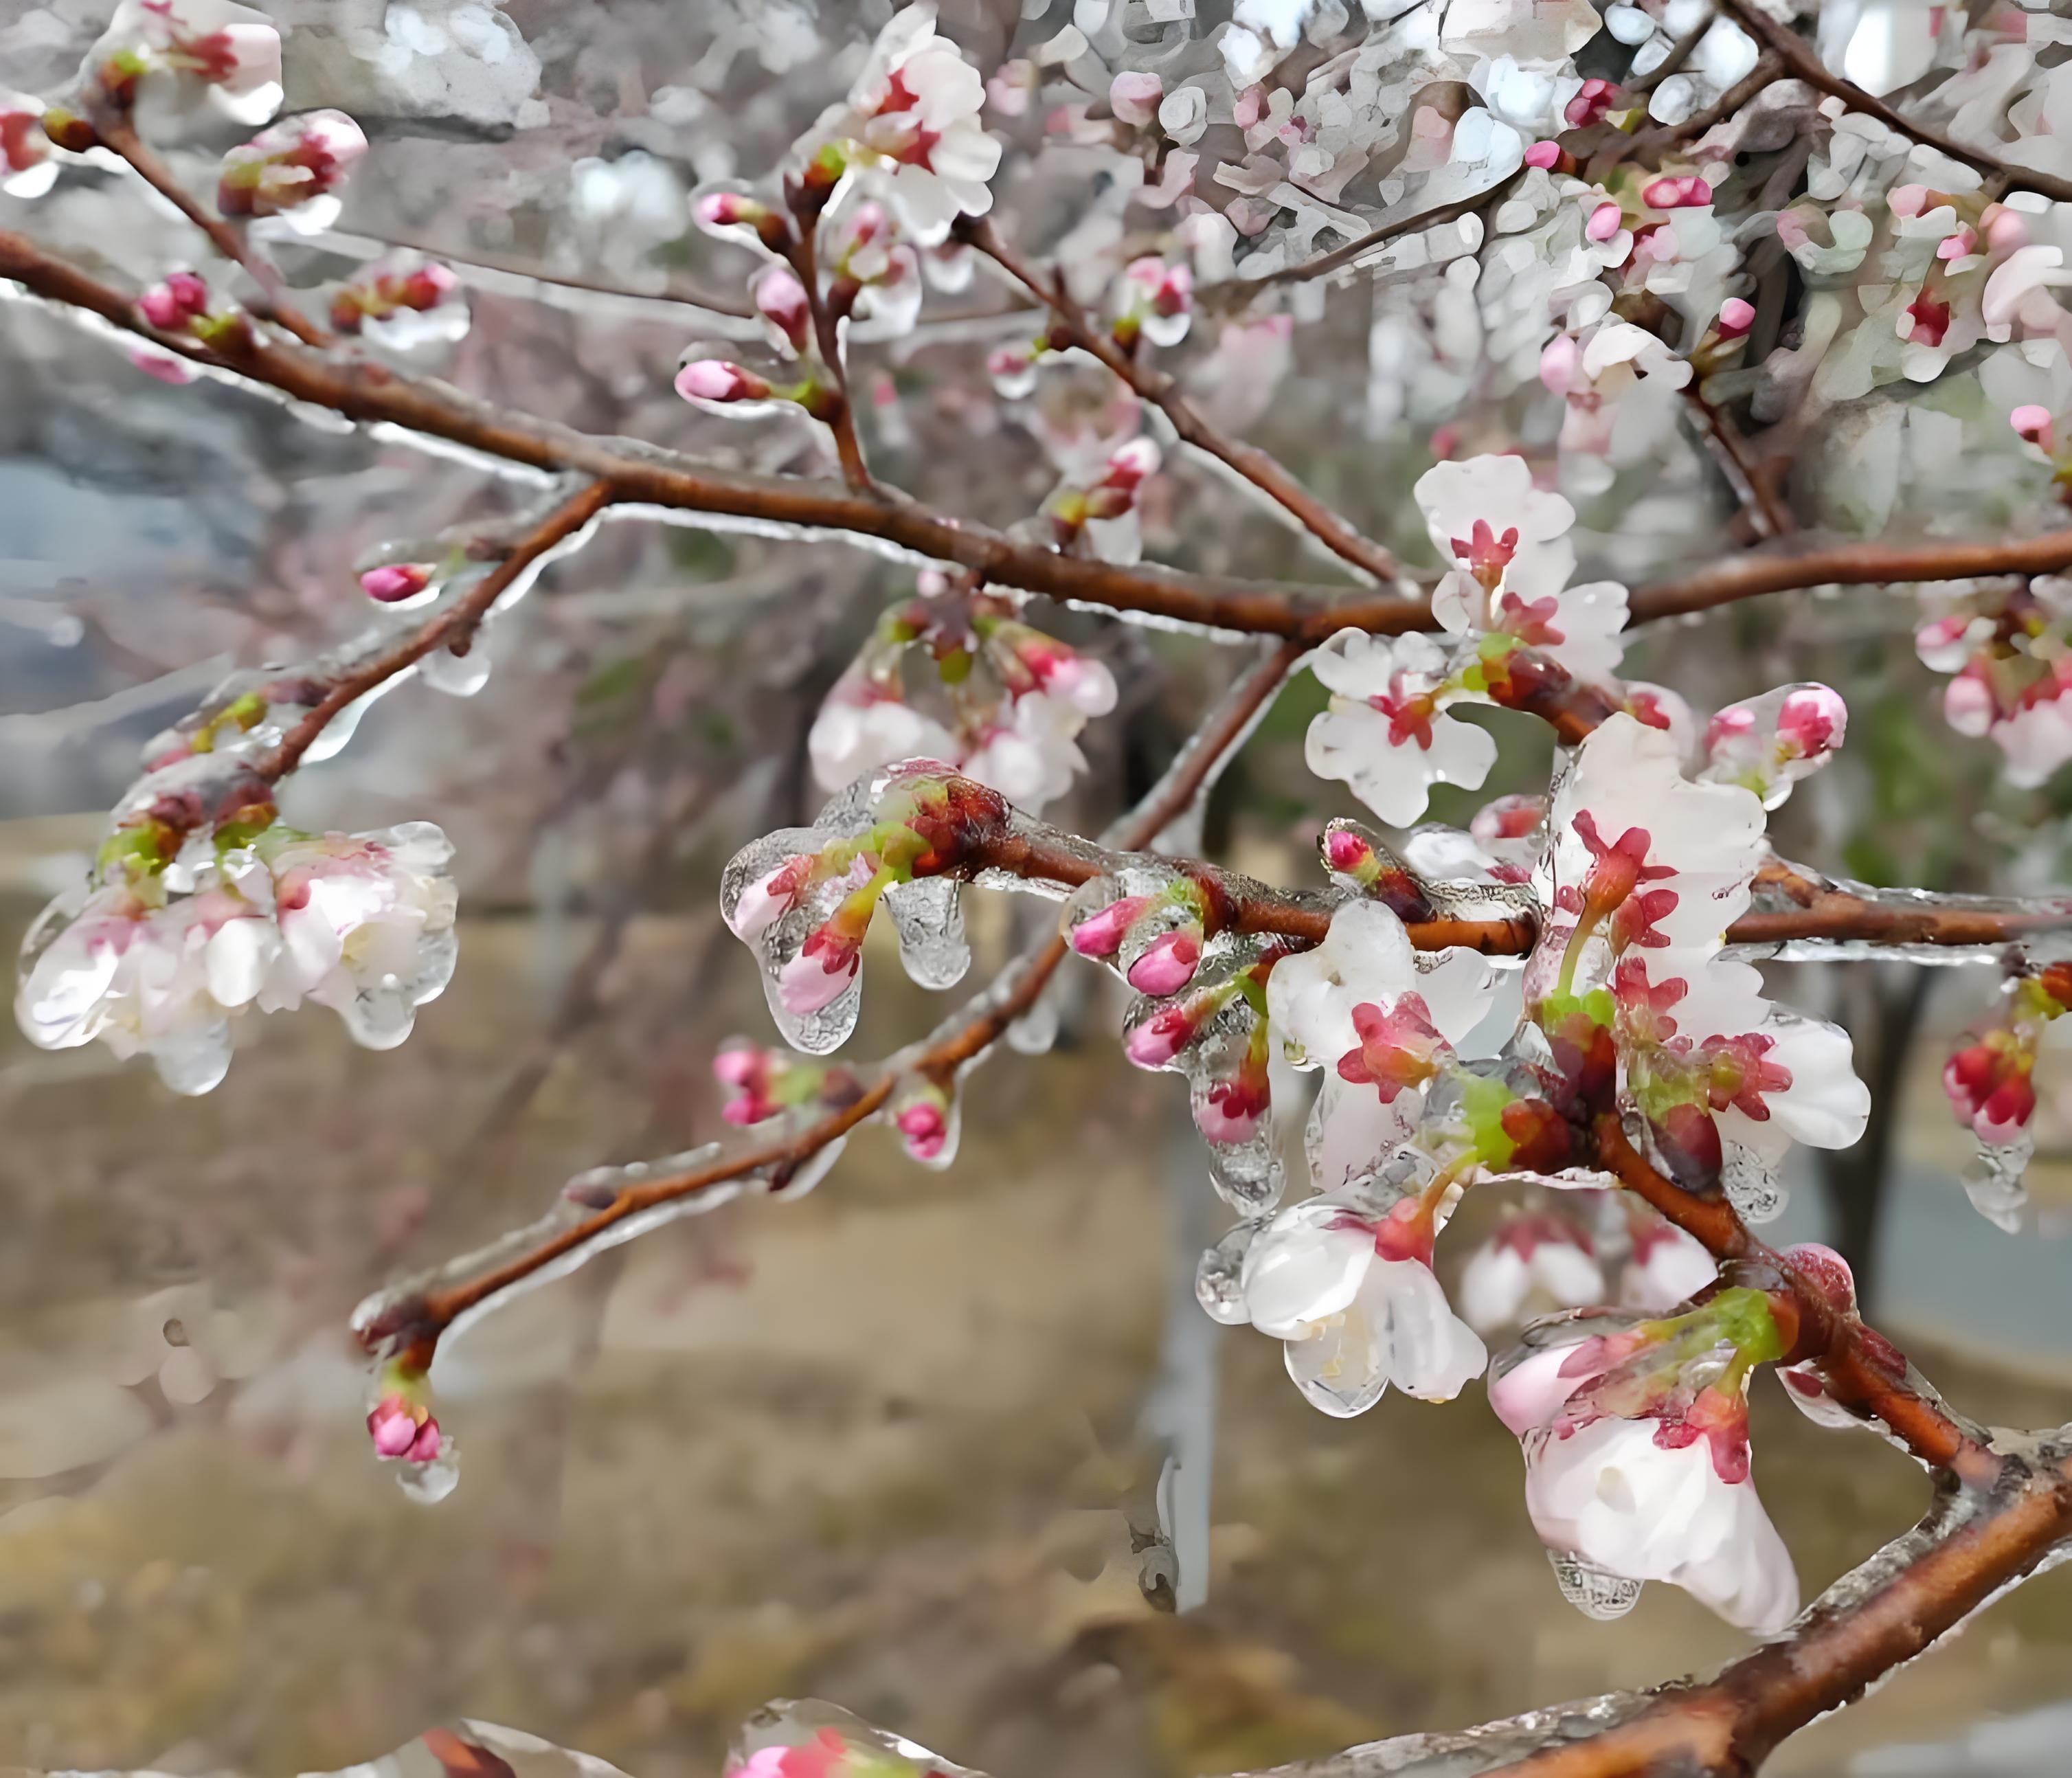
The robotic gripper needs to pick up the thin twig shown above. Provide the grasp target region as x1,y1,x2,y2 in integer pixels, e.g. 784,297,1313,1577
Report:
1718,0,2072,204
782,208,877,495
965,220,1406,587
98,120,333,348
357,640,1307,1362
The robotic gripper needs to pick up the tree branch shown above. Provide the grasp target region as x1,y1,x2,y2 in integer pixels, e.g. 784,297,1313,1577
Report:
1718,0,2072,204
964,220,1408,587
353,640,1307,1369
98,120,333,348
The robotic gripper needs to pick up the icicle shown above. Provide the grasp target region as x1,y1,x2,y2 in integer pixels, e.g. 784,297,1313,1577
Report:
1722,1142,1787,1224
1962,1134,2031,1233
1195,1217,1268,1324
882,875,971,989
1549,1549,1645,1620
419,642,493,697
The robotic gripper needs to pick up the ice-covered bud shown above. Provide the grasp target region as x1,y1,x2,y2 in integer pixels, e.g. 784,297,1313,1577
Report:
367,1393,442,1463
779,925,862,1015
1325,828,1375,875
1113,256,1193,350
139,269,211,332
1944,669,1996,737
713,1042,779,1124
1126,1002,1200,1068
1517,139,1557,171
754,265,812,356
1,95,57,199
675,359,774,405
1127,928,1202,996
217,109,366,227
728,855,813,941
1196,1065,1269,1145
1110,70,1164,127
1081,436,1161,519
1641,174,1711,210
1985,204,2030,254
987,58,1037,116
1945,1033,2037,1146
1717,297,1755,338
1777,685,1845,760
1565,78,1620,128
359,563,434,605
1887,183,1930,220
894,1093,950,1161
2012,404,2056,450
1586,202,1624,243
87,0,284,126
1069,894,1154,958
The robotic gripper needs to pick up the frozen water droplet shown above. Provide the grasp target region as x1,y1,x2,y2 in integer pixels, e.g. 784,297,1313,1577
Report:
1722,1143,1786,1224
1006,983,1060,1055
1195,1218,1265,1324
769,1133,848,1200
883,876,970,989
1963,1135,2031,1233
1204,1125,1283,1214
394,1439,460,1504
1549,1551,1643,1620
420,643,491,697
152,1022,234,1096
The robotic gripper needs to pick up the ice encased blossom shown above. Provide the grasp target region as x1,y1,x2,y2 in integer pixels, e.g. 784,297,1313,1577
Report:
217,109,368,234
1619,1217,1718,1311
1699,684,1847,809
799,3,1001,245
84,0,284,131
1305,630,1499,826
1241,1193,1488,1417
1458,1215,1605,1334
1523,1411,1798,1633
15,822,458,1092
1,92,58,199
1266,899,1500,1190
809,688,958,794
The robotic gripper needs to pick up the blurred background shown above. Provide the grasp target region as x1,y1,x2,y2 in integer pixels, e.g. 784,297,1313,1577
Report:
5,3,2072,1777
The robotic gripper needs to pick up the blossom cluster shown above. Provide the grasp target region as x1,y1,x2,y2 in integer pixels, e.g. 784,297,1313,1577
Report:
808,574,1116,813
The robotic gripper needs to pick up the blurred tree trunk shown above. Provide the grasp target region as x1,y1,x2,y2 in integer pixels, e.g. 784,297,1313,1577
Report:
1818,964,1932,1314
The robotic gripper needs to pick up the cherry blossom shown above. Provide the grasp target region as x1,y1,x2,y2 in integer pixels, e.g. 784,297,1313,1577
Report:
797,3,1001,245
1241,1191,1489,1417
1,92,58,199
1266,899,1500,1190
83,0,284,131
328,256,469,350
1458,1211,1604,1334
1304,630,1499,827
1699,684,1849,809
1619,1216,1718,1312
1496,1290,1799,1632
217,110,368,232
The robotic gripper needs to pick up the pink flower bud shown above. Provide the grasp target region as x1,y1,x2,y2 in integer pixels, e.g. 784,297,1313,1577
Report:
367,1393,442,1463
754,265,811,355
359,563,433,603
1586,202,1624,244
1887,183,1930,219
695,191,769,232
1936,223,1978,262
1985,205,2030,254
778,938,859,1015
1782,1242,1856,1314
1110,71,1163,128
2012,403,2055,449
1523,139,1561,169
1641,175,1711,210
1778,685,1846,760
895,1099,948,1160
1125,1004,1196,1068
1325,829,1375,873
1718,297,1755,338
139,269,210,330
675,359,769,404
1127,929,1202,996
1070,894,1153,958
1564,79,1619,128
1944,671,1996,737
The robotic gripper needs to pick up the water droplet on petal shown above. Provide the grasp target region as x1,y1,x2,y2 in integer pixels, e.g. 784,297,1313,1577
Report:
1722,1143,1786,1224
1549,1550,1643,1619
420,643,491,697
1963,1134,2031,1233
883,875,970,989
1196,1218,1266,1324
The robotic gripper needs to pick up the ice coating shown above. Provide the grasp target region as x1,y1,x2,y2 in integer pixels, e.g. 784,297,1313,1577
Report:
881,875,972,989
1548,1550,1645,1621
1197,1217,1268,1324
1722,1142,1787,1224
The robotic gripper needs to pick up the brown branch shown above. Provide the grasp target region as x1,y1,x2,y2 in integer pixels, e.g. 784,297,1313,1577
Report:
782,210,877,495
259,481,612,783
1197,169,1527,302
964,220,1406,587
355,640,1307,1366
98,120,333,348
1629,526,2072,620
14,229,2072,648
1718,0,2072,204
